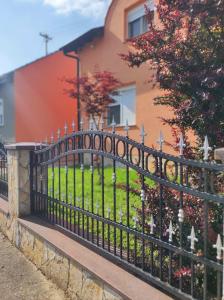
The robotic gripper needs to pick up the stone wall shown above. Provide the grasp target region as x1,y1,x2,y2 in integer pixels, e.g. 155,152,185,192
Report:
0,207,122,300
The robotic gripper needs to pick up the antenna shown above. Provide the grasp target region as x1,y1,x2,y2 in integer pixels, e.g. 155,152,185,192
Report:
39,32,53,56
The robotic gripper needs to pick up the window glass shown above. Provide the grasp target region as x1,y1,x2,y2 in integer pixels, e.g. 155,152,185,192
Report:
108,86,136,126
127,1,154,38
108,105,121,125
129,18,141,38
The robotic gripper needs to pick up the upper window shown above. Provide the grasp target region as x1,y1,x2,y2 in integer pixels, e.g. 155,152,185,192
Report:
127,1,155,38
0,99,4,126
108,85,136,127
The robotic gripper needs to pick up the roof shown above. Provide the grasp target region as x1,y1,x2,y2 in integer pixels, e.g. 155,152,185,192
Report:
60,26,104,53
0,71,14,85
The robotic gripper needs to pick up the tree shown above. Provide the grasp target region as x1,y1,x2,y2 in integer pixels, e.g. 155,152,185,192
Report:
65,70,121,182
121,0,224,147
65,70,121,129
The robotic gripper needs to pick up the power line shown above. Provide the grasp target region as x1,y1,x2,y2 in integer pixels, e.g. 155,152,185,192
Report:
39,32,53,56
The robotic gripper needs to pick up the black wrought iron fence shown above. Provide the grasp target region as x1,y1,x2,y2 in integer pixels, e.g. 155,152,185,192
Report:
0,143,8,200
31,124,224,300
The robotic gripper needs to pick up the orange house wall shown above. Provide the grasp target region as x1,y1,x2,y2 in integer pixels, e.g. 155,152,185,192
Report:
14,51,77,142
78,0,175,151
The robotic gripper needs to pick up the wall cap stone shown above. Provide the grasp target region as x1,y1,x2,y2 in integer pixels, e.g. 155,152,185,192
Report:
6,142,43,150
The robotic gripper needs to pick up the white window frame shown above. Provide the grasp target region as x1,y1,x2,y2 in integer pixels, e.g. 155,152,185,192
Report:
127,0,155,38
0,99,4,127
108,85,136,127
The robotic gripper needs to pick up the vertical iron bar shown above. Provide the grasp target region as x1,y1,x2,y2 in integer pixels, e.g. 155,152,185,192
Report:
159,155,163,280
203,167,208,300
179,162,184,291
126,140,130,262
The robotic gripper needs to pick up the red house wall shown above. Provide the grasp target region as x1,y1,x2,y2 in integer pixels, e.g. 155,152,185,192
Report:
14,51,77,142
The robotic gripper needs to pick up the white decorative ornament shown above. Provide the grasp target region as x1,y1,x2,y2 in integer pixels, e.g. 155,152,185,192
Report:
188,226,198,251
178,209,184,223
201,136,212,160
166,220,175,243
140,189,145,202
178,133,186,156
112,173,116,183
133,215,138,229
213,234,224,261
149,215,156,234
80,164,84,172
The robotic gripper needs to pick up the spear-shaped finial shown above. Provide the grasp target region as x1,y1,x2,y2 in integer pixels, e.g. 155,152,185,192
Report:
100,114,104,131
188,226,198,251
140,125,147,144
72,120,75,132
111,116,116,133
157,131,164,151
178,133,186,156
124,120,129,137
213,234,224,260
201,136,212,160
80,118,84,131
57,128,61,140
149,215,156,234
89,117,94,130
64,123,68,135
51,133,54,144
166,220,175,243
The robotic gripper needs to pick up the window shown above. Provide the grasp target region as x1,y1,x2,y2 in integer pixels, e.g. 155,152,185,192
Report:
127,1,155,38
0,99,4,126
108,85,136,126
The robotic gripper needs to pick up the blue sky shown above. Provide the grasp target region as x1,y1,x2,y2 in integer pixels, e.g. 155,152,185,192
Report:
0,0,111,75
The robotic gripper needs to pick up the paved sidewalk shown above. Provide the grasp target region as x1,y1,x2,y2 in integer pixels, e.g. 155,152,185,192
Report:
0,232,68,300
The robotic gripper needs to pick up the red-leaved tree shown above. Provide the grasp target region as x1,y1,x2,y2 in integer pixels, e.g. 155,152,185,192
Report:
121,0,224,147
65,70,121,129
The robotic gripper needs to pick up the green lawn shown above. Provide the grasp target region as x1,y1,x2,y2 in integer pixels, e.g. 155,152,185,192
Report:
48,166,152,220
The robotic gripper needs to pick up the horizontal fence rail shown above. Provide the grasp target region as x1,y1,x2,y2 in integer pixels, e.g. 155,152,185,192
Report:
31,128,224,300
0,143,8,200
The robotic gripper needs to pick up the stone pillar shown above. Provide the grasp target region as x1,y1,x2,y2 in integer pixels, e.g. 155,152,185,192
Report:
6,143,38,218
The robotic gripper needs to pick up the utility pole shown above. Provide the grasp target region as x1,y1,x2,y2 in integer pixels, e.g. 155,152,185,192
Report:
39,33,53,56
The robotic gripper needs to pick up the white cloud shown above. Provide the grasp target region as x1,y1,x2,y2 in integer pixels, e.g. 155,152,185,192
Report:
43,0,112,17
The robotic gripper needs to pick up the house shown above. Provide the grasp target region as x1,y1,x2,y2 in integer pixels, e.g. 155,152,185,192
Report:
61,0,174,150
0,51,77,144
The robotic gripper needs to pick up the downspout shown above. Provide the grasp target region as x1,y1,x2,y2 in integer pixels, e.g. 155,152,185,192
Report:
63,52,81,132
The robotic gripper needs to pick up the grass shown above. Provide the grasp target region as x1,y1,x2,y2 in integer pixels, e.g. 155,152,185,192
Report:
48,165,152,220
